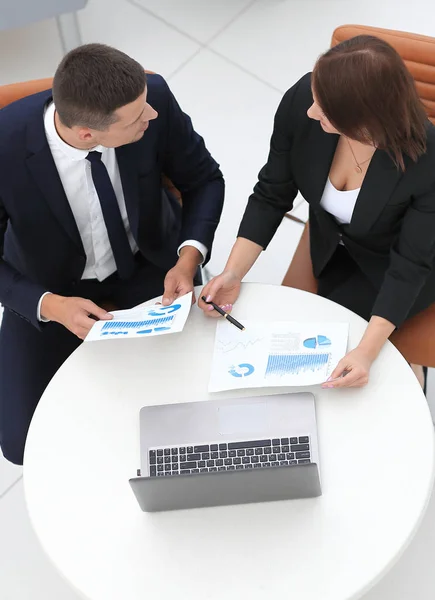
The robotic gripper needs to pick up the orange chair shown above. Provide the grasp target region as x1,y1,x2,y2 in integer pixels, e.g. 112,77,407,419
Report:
282,25,435,367
0,78,54,108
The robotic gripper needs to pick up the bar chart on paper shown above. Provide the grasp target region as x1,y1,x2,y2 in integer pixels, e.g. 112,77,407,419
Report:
85,293,192,342
209,320,348,392
100,316,174,336
265,353,331,377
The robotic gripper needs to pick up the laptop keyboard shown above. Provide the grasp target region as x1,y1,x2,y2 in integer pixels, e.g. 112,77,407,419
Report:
148,436,311,477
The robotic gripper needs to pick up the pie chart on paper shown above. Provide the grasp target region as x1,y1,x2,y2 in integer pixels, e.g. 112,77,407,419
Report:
303,335,332,349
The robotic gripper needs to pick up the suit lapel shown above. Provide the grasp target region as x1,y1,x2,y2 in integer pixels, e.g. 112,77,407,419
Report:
348,149,404,237
25,93,84,253
26,148,84,252
115,144,140,240
301,127,339,205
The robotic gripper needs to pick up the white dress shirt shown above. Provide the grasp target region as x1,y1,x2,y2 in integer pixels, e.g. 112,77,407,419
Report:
38,103,207,320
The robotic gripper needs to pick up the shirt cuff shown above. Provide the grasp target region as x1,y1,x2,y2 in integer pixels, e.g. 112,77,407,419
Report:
37,292,52,322
177,240,208,265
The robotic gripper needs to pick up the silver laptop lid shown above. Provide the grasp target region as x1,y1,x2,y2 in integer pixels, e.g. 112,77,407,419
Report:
130,462,321,512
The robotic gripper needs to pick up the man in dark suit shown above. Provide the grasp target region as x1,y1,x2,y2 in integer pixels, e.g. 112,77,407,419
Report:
0,44,224,465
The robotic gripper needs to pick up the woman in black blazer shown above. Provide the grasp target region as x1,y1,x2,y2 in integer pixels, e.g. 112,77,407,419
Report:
199,35,435,389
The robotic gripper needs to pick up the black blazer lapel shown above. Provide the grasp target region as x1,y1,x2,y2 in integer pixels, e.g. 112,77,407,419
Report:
347,149,404,237
299,126,339,204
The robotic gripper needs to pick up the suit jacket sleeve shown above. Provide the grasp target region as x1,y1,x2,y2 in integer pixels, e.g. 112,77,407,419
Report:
161,79,224,264
372,181,435,327
237,77,303,249
0,195,47,329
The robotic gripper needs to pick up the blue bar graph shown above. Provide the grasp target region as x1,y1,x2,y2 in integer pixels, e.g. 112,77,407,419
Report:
266,353,330,377
101,315,174,333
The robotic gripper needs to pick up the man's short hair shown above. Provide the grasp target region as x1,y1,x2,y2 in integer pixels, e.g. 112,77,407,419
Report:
52,43,147,130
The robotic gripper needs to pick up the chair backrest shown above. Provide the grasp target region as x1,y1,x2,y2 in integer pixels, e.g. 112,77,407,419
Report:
332,24,435,124
390,304,435,367
0,78,54,108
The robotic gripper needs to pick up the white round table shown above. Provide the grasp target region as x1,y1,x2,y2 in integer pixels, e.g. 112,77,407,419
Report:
24,283,434,600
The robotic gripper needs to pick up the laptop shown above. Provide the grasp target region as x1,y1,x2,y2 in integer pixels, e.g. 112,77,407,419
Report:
129,392,321,512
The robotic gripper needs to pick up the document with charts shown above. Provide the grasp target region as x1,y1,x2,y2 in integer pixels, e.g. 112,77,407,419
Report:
208,319,349,392
85,292,192,342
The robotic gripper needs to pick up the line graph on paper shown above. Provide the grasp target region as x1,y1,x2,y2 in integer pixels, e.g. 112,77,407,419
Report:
216,337,264,354
265,353,331,378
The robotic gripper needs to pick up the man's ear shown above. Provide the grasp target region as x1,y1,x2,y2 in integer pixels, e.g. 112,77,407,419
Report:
77,126,94,143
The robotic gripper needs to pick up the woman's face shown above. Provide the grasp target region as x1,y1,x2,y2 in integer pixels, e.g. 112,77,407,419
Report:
307,90,340,135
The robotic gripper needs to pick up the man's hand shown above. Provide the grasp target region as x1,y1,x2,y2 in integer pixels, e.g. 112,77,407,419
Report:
41,294,113,340
162,246,201,306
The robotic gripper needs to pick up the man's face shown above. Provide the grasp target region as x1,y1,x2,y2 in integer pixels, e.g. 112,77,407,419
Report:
78,86,158,148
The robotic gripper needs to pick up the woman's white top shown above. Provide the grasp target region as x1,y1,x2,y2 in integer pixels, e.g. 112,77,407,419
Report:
319,177,360,225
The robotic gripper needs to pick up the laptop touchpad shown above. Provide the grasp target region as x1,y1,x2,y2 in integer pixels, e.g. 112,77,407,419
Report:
218,403,268,435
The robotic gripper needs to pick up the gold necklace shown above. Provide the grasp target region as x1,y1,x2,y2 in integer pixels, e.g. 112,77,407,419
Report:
346,138,375,173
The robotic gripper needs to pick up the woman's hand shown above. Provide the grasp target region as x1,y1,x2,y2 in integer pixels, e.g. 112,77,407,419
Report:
322,316,395,389
198,237,263,316
198,271,242,317
322,347,374,389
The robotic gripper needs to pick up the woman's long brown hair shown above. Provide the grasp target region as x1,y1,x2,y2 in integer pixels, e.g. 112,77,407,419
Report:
312,35,428,170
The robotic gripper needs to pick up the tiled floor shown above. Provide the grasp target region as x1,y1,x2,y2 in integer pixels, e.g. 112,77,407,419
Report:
0,1,434,598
